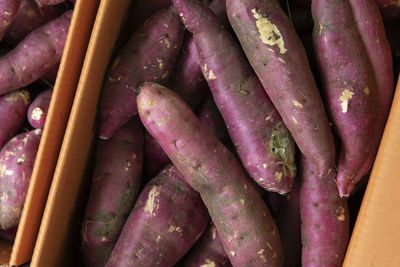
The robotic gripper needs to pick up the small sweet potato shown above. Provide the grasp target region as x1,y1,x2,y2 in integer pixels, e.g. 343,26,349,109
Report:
300,155,349,267
0,0,21,41
137,82,283,266
0,9,72,95
106,165,209,267
81,117,144,267
98,7,184,139
27,88,52,129
227,0,336,177
0,90,30,149
0,129,42,230
4,0,68,46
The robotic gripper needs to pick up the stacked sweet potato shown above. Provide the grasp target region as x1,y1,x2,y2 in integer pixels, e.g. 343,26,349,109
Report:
0,0,74,239
79,0,399,266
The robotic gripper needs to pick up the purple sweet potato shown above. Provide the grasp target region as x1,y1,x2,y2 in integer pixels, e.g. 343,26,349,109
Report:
174,0,296,193
376,0,400,20
300,155,349,267
0,90,30,149
312,0,380,197
41,64,59,84
227,0,335,177
81,117,144,267
137,82,283,266
28,88,52,129
0,0,21,41
142,0,229,178
3,0,68,46
106,165,209,267
184,223,230,267
143,93,229,180
0,129,42,230
0,9,72,95
98,7,184,140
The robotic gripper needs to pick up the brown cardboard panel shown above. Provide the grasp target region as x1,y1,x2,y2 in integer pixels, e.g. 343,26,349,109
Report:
8,0,100,266
344,74,400,266
30,0,132,266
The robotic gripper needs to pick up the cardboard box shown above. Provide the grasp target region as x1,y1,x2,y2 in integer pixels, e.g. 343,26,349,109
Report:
0,1,100,266
29,0,400,266
30,0,132,266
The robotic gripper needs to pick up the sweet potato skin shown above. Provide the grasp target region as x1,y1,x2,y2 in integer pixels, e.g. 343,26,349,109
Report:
0,129,42,230
106,165,209,267
35,0,67,6
0,90,30,149
81,117,144,267
184,223,230,267
300,156,349,267
350,0,394,175
174,0,296,193
28,88,52,129
137,82,283,267
312,0,380,196
0,9,72,95
0,0,21,41
4,0,68,46
98,7,184,139
143,0,229,179
226,0,335,177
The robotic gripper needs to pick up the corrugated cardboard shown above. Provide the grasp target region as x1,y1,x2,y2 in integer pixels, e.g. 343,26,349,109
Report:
26,0,400,266
343,77,400,266
30,0,132,266
0,0,101,266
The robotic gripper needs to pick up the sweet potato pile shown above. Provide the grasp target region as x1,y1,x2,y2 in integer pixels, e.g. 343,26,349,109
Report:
0,0,73,238
79,0,399,266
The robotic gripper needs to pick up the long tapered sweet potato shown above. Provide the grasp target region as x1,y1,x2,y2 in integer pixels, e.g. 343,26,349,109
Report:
226,0,335,177
346,0,394,193
143,0,229,179
106,165,209,267
143,93,229,180
0,0,21,41
137,82,283,266
0,90,30,149
98,7,184,140
0,129,42,230
174,0,296,193
4,0,68,46
184,223,230,267
312,0,380,196
81,117,144,267
27,88,52,129
0,9,72,95
300,156,349,267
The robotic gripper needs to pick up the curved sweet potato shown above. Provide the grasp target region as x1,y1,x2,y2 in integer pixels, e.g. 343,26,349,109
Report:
0,90,30,149
0,129,42,230
137,82,283,266
227,0,335,177
81,117,144,267
106,165,209,267
28,88,52,129
98,7,184,139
